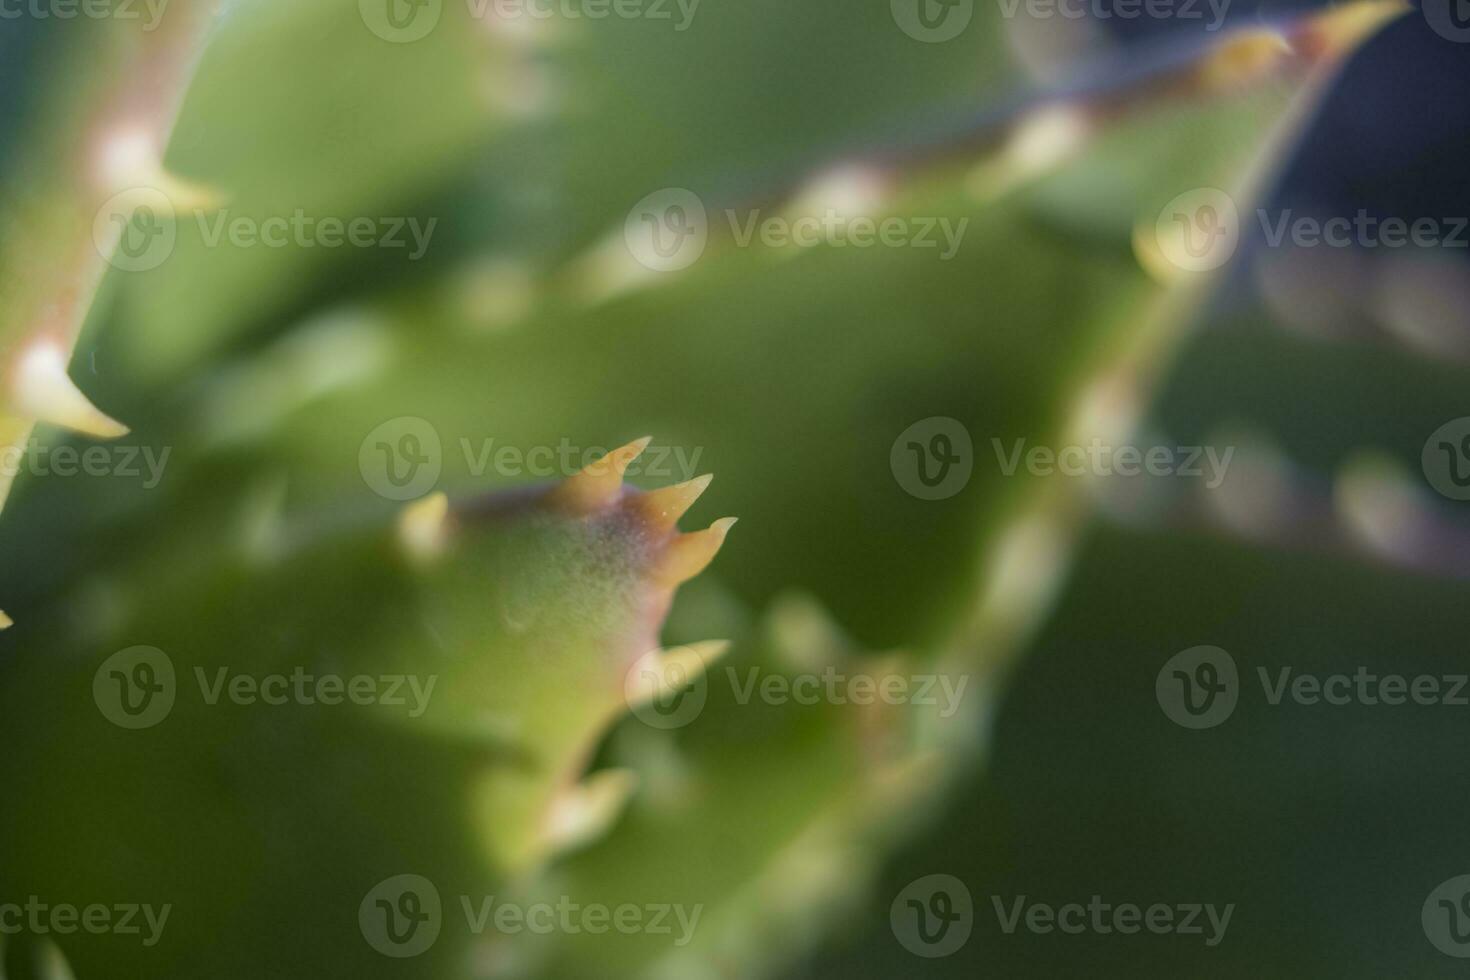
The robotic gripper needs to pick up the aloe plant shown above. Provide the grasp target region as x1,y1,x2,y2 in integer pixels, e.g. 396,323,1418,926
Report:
0,0,1410,977
1,432,741,976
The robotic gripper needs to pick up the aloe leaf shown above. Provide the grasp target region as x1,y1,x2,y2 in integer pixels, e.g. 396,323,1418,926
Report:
0,4,1403,980
0,441,734,977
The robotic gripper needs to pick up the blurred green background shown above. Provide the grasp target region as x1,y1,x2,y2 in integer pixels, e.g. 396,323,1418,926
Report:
3,0,1469,976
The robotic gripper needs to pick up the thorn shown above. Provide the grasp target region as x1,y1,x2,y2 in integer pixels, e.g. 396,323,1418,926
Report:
398,491,451,562
658,638,732,683
1334,454,1424,566
1295,0,1407,61
633,473,713,531
783,165,890,237
151,169,227,213
0,417,35,516
0,610,12,630
971,102,1092,202
624,640,732,711
653,517,737,587
1197,29,1293,91
550,436,652,515
1130,221,1179,285
543,768,639,855
10,338,128,439
767,593,848,671
98,128,226,212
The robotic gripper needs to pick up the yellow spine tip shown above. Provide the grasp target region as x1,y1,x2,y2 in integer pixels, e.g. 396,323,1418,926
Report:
634,473,714,530
551,436,654,515
398,491,451,562
653,518,737,587
10,338,129,439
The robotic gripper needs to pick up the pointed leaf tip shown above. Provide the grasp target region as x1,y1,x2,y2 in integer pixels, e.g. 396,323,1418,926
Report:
398,491,451,562
634,473,714,530
654,517,737,586
10,339,129,440
551,436,654,514
543,768,640,855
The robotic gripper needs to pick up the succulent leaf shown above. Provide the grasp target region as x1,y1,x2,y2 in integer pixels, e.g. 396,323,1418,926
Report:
0,444,731,975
